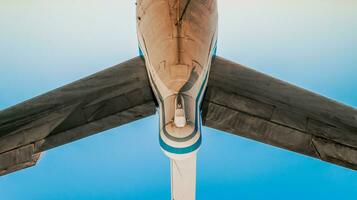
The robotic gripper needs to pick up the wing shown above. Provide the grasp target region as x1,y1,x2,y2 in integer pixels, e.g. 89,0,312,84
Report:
0,57,157,176
202,56,357,170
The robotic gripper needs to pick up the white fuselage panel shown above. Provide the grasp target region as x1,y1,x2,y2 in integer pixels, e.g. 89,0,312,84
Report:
136,0,218,155
136,1,218,200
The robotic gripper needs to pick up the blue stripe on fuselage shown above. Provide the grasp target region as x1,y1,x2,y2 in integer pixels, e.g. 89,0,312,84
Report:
160,134,202,154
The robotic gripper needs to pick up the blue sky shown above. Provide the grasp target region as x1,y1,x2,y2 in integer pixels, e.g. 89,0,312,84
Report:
0,1,357,199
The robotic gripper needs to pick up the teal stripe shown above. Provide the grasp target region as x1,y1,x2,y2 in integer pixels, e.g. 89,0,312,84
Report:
159,135,202,154
212,41,217,56
138,45,144,58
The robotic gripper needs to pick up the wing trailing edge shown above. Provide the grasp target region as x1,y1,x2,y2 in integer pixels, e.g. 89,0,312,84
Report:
202,56,357,170
0,57,157,176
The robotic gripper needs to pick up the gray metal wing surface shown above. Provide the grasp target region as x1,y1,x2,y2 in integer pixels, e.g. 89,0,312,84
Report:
202,56,357,170
0,57,156,176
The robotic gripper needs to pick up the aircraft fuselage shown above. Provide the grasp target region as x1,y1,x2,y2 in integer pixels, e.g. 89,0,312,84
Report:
136,0,218,158
136,1,217,199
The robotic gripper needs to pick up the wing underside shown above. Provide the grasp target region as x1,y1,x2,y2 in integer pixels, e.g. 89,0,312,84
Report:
202,56,357,170
2,56,356,177
0,57,157,176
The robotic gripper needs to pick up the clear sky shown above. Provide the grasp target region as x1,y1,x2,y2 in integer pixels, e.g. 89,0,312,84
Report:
1,1,357,199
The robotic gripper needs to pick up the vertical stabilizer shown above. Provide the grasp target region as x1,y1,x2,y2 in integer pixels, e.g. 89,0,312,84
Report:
170,154,197,200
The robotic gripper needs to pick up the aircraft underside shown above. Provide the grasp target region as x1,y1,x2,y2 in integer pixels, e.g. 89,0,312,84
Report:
137,1,218,199
0,1,356,200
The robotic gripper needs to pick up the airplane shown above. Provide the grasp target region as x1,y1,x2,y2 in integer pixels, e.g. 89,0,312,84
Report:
0,0,356,199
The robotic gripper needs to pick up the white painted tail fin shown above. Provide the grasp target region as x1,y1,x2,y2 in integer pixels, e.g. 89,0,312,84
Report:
170,155,196,200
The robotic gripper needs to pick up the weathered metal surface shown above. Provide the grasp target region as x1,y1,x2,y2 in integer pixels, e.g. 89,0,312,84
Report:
0,144,34,170
0,154,41,176
202,56,357,170
0,57,157,175
34,102,155,152
0,143,42,176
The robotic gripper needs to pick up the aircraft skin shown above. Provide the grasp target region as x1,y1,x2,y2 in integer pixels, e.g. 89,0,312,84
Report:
1,1,357,200
137,1,217,199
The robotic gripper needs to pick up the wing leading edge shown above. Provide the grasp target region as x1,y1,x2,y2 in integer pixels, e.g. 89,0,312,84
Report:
202,56,357,170
0,57,157,176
